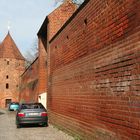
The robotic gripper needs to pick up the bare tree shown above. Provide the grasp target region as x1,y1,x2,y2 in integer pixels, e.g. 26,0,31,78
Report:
72,0,85,5
24,39,38,68
54,0,85,6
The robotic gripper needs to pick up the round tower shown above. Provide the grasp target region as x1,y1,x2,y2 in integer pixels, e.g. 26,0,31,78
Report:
0,32,25,108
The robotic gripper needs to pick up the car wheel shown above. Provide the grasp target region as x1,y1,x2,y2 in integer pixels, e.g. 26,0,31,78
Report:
43,123,48,127
17,124,21,128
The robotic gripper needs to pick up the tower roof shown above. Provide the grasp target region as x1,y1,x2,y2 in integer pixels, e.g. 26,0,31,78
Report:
0,32,25,60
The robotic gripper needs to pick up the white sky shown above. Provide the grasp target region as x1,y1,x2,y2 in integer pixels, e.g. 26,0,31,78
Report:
0,0,60,57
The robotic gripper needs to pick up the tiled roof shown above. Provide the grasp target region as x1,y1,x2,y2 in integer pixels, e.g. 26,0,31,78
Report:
0,32,25,60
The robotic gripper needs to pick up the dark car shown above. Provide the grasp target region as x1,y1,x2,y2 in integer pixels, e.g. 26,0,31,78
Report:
8,102,19,111
16,103,48,128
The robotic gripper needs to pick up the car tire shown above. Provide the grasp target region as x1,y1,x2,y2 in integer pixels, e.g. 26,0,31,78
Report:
17,124,21,128
43,123,48,127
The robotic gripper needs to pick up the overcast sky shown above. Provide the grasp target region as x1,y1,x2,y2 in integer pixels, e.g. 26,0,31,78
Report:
0,0,59,57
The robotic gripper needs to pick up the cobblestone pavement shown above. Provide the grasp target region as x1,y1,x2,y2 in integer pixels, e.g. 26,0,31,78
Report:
0,109,74,140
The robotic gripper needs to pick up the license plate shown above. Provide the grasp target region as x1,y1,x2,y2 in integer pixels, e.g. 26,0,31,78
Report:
26,113,40,116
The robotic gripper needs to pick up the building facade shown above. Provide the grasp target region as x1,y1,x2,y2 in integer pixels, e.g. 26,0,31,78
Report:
39,0,140,139
37,0,77,108
0,32,25,108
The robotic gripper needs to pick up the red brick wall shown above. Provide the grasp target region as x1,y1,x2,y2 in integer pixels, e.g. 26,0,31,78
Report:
38,38,47,94
0,58,25,108
48,0,77,41
48,0,140,139
19,58,38,103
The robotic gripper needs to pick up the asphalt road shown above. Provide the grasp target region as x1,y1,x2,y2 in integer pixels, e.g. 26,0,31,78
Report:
0,109,74,140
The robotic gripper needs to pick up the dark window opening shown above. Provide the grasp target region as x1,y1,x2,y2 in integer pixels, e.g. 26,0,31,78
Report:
67,35,69,39
7,61,9,65
6,83,9,89
5,99,12,107
84,18,88,25
6,75,9,79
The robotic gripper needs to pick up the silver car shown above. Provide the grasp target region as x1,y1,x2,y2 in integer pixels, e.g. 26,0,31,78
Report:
16,103,48,128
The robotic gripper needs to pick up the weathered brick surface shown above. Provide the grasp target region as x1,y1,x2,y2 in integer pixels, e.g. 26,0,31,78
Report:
19,58,38,103
38,38,47,94
37,0,77,107
0,33,25,108
48,0,140,139
48,0,77,41
0,58,25,108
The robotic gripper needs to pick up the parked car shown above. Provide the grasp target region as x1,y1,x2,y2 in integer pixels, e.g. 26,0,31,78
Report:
8,102,19,111
16,103,48,128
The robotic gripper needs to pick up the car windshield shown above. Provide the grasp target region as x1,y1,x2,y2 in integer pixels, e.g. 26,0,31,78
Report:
21,104,44,109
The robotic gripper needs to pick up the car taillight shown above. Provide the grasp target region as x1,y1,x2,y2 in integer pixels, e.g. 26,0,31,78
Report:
18,113,25,117
41,112,47,117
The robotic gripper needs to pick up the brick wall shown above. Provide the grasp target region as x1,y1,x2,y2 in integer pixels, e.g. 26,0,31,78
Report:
48,0,140,139
19,58,38,103
38,38,47,94
48,0,77,41
0,58,25,108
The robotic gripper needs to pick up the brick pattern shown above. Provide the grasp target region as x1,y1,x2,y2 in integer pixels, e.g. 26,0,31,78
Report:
19,0,76,105
48,0,77,41
19,59,38,103
0,58,25,108
48,0,140,139
38,38,47,94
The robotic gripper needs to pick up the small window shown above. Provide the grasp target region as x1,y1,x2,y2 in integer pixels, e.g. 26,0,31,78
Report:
67,35,69,39
84,18,88,25
6,83,9,89
7,61,9,65
6,75,9,79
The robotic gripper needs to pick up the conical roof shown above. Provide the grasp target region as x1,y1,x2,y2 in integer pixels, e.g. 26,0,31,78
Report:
0,32,24,60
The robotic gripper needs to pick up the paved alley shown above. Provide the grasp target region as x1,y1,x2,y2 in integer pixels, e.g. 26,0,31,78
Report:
0,109,74,140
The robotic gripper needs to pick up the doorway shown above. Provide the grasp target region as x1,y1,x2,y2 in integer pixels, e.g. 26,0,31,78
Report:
5,99,12,107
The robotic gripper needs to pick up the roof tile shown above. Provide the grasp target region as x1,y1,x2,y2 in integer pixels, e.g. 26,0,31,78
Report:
0,32,25,60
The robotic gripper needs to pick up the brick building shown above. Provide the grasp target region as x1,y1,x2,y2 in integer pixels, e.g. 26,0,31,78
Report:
0,32,25,108
38,0,140,139
36,0,77,108
19,0,77,108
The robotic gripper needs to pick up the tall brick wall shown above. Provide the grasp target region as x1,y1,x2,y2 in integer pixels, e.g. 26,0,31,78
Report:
38,38,47,94
19,58,38,103
48,0,140,139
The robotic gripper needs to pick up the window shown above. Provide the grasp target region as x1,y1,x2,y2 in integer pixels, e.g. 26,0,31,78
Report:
6,83,9,89
84,18,88,25
7,61,9,65
6,75,9,79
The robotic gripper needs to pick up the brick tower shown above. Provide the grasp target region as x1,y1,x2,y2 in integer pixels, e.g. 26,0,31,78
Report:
0,32,25,108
